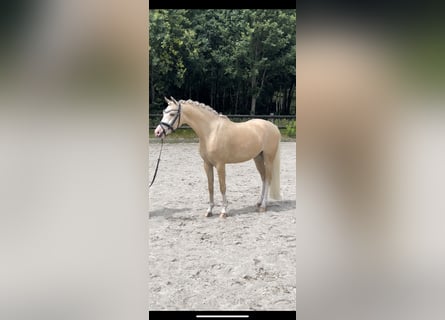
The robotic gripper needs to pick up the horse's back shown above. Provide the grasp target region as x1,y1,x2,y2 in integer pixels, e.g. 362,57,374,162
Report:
245,118,281,141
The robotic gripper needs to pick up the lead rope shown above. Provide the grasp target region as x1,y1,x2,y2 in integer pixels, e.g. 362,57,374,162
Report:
149,138,164,188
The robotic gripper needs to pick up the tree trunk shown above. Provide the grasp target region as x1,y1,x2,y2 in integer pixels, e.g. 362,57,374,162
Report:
250,71,257,115
222,87,225,113
250,96,256,115
210,78,214,106
287,82,295,114
149,71,155,106
235,87,239,114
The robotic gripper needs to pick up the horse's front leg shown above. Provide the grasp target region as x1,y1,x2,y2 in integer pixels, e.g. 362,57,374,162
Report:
204,161,214,217
216,164,228,218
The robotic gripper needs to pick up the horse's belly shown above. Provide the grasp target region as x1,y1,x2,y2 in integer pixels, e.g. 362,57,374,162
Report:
206,141,261,164
225,152,256,164
229,144,262,163
220,141,262,163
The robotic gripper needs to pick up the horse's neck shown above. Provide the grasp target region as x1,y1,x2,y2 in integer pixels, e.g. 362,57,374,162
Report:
182,104,219,139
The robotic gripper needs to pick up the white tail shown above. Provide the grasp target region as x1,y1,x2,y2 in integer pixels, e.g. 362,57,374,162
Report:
269,141,281,200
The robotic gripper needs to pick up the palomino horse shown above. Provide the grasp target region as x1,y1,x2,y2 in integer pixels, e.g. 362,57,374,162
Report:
154,97,281,218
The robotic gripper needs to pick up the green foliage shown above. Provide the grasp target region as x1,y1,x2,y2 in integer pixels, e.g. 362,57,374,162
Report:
149,9,296,115
284,119,296,138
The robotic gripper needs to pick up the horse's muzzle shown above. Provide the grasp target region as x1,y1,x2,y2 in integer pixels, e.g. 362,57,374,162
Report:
154,125,165,138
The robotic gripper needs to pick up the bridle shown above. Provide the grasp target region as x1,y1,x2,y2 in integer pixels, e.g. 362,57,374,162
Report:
149,102,182,189
159,102,181,137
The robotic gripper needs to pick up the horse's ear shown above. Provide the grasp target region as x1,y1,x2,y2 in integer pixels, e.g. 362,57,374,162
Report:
164,97,171,104
170,96,179,105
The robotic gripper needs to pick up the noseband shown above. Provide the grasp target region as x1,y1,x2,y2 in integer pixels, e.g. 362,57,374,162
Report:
159,102,181,136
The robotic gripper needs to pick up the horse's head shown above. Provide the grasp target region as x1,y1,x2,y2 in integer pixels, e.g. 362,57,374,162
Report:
154,97,182,138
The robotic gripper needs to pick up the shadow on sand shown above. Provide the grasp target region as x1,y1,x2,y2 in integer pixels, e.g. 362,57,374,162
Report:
149,207,191,218
229,199,296,216
149,200,295,219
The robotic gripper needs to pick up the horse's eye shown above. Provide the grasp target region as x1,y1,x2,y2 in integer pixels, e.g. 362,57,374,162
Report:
170,113,176,117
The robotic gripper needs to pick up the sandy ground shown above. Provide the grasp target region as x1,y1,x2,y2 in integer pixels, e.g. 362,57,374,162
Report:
148,141,296,310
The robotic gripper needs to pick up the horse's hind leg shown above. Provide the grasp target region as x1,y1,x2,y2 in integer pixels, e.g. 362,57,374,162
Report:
254,153,267,210
204,161,214,217
258,153,275,212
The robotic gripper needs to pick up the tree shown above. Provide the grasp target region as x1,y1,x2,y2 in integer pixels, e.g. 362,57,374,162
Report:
149,10,198,112
244,10,296,114
148,9,296,115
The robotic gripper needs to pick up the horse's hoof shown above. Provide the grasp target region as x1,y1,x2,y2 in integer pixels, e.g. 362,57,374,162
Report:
219,212,227,219
258,206,267,213
205,212,213,217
